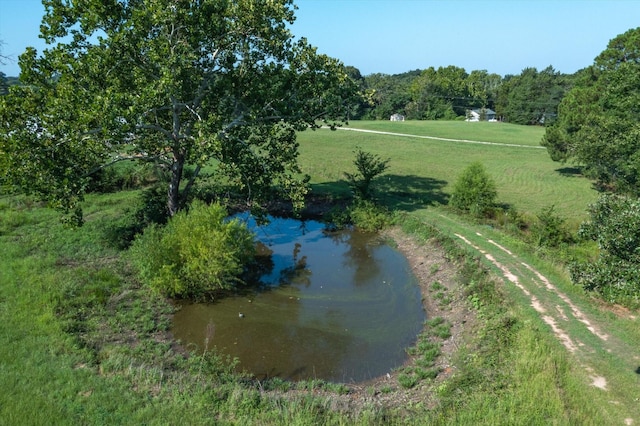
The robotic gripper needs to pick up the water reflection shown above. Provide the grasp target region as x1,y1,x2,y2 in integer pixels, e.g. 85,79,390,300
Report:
171,215,425,383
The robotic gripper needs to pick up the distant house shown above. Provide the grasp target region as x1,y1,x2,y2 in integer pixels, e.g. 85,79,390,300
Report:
390,113,405,122
466,108,497,122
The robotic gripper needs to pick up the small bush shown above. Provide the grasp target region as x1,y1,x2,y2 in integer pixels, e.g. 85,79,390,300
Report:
450,162,498,217
398,372,419,389
430,281,445,291
348,199,392,232
532,205,573,247
135,185,170,227
130,201,256,299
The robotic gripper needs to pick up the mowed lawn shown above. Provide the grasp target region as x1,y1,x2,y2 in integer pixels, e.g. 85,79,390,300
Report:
298,121,597,224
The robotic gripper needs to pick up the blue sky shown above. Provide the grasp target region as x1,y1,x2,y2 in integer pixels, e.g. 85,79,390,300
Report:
2,0,640,77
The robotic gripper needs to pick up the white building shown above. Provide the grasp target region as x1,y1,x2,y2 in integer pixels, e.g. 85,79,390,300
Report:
466,108,497,122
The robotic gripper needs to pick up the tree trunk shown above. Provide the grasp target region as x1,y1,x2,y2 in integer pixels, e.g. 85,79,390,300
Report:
167,154,185,217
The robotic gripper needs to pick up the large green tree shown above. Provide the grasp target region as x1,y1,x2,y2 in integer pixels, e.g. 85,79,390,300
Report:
0,0,357,224
363,70,420,120
408,66,469,119
541,27,640,195
542,28,640,304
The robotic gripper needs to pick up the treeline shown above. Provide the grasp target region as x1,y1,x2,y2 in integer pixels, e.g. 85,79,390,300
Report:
346,65,577,125
1,65,579,125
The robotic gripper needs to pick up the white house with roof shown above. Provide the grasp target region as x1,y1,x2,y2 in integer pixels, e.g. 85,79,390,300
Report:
466,108,497,122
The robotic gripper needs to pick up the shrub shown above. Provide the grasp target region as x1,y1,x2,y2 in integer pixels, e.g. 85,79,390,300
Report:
532,205,573,247
450,162,498,217
135,185,170,227
398,372,419,389
570,194,640,306
348,199,392,232
130,201,256,299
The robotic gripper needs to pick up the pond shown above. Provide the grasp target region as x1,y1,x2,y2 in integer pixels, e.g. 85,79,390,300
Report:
171,215,425,383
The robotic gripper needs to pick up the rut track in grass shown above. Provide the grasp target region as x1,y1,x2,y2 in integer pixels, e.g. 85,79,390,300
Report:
420,210,640,425
336,126,546,149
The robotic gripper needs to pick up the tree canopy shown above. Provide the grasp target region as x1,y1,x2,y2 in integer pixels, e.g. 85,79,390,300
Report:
495,66,572,125
541,27,640,304
355,65,569,123
541,27,640,195
0,0,358,224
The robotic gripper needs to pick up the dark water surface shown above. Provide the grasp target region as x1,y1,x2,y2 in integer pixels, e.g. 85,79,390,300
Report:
171,215,425,383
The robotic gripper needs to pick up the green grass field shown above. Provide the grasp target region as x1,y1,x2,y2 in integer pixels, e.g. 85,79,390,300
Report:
1,120,637,425
298,121,597,225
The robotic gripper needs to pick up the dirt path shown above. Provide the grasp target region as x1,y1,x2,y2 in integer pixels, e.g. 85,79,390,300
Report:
423,211,639,424
337,126,546,149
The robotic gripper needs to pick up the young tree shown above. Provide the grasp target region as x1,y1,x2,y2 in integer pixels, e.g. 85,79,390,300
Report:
344,147,390,200
0,0,358,224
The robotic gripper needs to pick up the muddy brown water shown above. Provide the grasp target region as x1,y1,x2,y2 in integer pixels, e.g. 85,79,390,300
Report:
171,215,425,383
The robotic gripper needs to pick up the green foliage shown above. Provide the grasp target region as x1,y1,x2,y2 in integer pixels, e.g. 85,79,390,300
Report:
532,205,573,248
570,194,640,305
542,28,640,196
86,162,163,194
324,198,393,232
495,66,572,125
130,201,256,299
398,372,419,389
362,70,421,120
102,186,169,249
344,147,390,200
360,65,573,122
425,317,452,339
347,200,393,232
408,66,476,119
450,162,498,217
0,0,358,222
